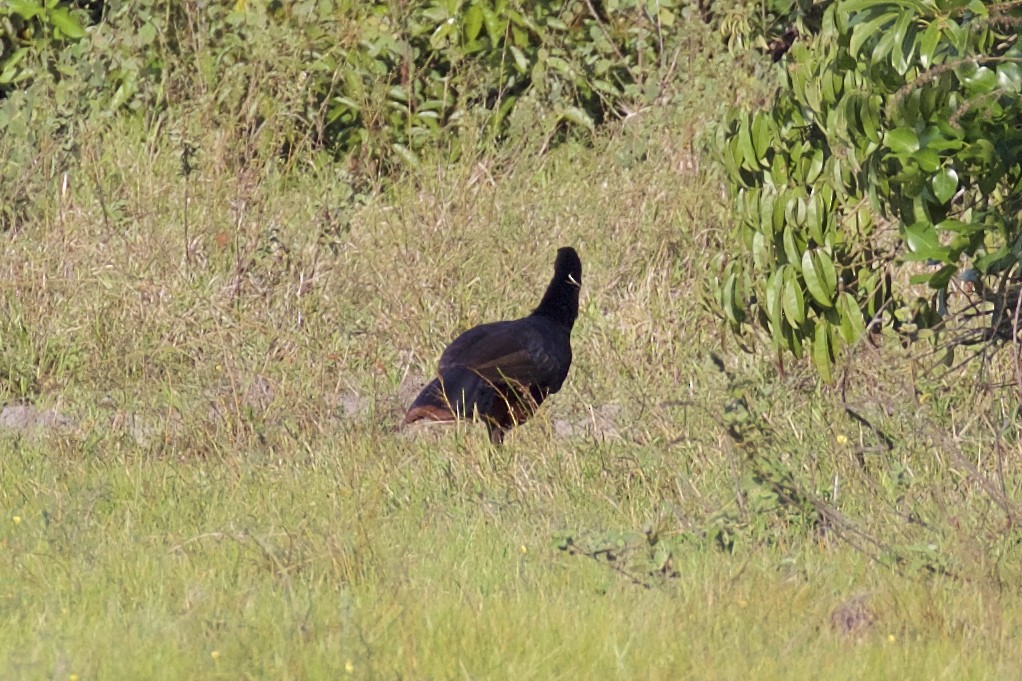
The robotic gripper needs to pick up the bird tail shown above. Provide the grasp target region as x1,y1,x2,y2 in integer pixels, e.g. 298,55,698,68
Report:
404,367,496,424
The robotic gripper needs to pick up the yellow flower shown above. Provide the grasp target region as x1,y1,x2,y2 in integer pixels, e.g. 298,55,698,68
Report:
211,650,221,661
520,545,528,554
69,675,79,681
836,434,848,446
345,660,355,674
12,516,21,525
887,634,896,643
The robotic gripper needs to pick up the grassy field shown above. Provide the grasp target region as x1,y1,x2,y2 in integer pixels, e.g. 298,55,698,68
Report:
2,19,1022,680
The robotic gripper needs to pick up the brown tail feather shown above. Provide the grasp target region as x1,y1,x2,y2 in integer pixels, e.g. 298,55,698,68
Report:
404,403,456,424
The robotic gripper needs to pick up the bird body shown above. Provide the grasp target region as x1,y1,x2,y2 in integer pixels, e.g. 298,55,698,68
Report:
404,247,582,444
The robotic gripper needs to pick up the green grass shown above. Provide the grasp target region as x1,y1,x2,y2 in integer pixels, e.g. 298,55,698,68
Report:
2,34,1022,681
5,439,1021,680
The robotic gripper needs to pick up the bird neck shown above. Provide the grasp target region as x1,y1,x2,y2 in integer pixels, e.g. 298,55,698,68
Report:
532,284,578,329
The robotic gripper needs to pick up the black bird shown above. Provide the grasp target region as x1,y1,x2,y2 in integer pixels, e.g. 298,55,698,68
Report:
404,247,582,444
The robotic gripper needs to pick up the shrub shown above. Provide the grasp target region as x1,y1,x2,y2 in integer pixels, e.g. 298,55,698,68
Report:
715,0,1022,381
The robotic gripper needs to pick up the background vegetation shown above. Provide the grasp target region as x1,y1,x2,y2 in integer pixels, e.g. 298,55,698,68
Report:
1,0,1021,678
716,0,1022,379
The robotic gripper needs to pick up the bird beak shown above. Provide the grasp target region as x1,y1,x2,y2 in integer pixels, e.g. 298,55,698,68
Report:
567,274,580,287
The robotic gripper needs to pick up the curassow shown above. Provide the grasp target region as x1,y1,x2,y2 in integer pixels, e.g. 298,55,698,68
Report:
404,247,582,444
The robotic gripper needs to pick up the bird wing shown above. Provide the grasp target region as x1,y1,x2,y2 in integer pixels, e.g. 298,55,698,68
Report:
438,318,569,389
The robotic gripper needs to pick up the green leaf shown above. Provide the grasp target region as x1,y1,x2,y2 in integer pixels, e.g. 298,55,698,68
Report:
6,0,43,20
392,143,421,170
804,150,824,184
795,193,808,227
782,225,803,268
836,292,866,343
431,20,457,48
737,114,759,169
0,47,29,84
724,136,744,183
919,124,964,152
802,250,834,308
758,191,776,235
998,62,1022,91
927,264,957,290
872,27,899,76
817,183,835,212
974,246,1012,274
890,11,915,74
48,8,85,39
918,22,941,68
785,318,803,358
903,222,950,262
489,94,518,132
772,191,786,234
859,96,882,144
904,221,936,253
966,0,988,15
812,319,834,383
108,71,137,111
545,55,573,76
782,268,806,326
765,267,785,327
849,12,897,59
509,45,529,73
545,16,569,30
935,218,981,234
481,7,504,44
931,167,958,204
138,21,157,46
886,128,920,154
558,107,595,133
752,114,771,160
822,71,839,107
942,18,966,52
752,231,771,270
592,78,620,96
807,191,826,245
511,25,529,47
817,249,838,296
464,5,484,42
915,148,941,173
961,65,997,95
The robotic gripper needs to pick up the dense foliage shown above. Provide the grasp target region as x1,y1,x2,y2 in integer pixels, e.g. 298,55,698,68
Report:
716,0,1022,380
1,0,701,181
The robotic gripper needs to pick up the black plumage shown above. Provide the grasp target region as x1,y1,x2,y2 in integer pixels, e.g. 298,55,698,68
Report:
404,247,582,443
